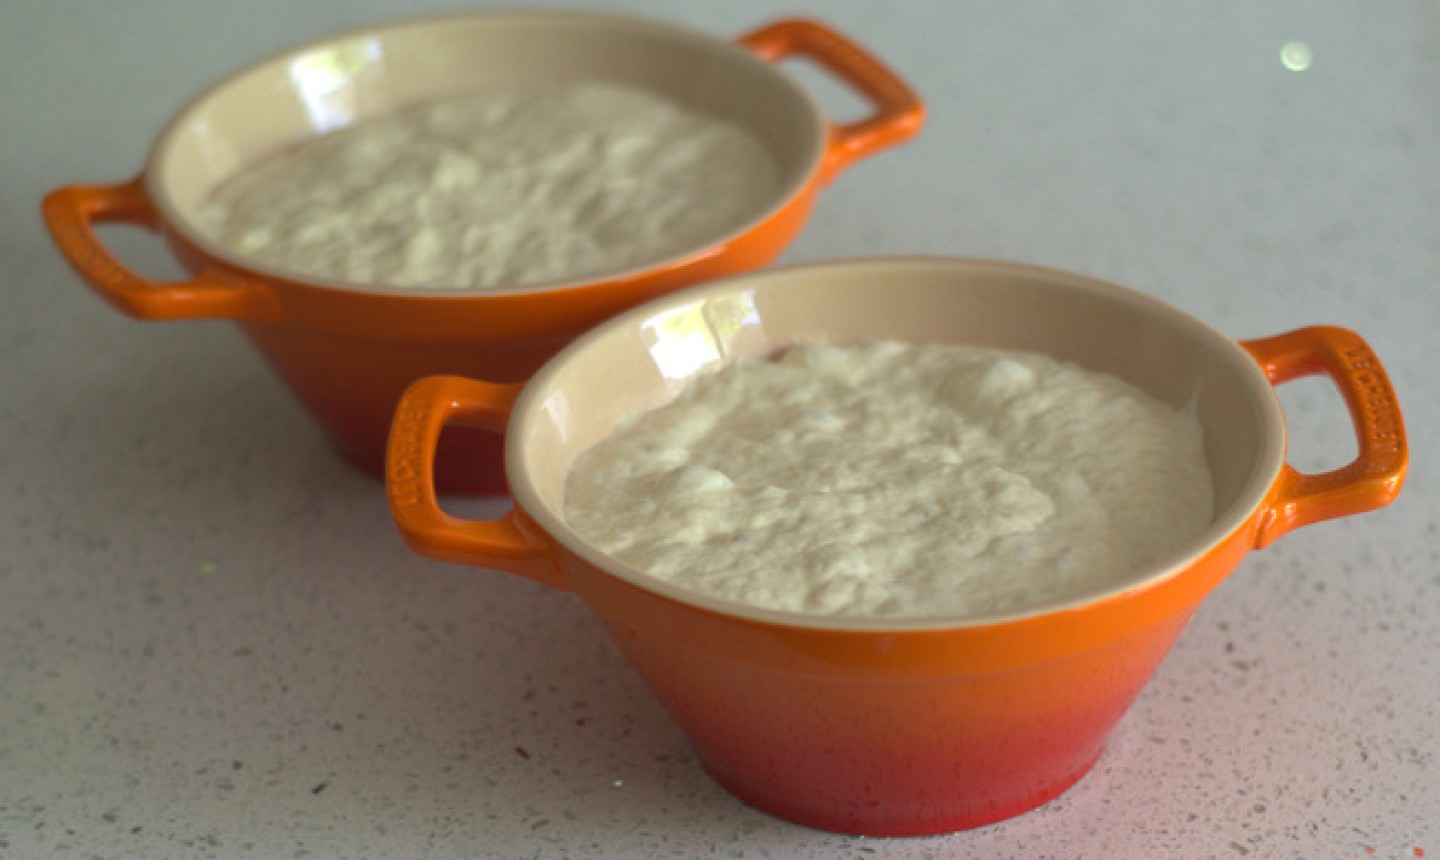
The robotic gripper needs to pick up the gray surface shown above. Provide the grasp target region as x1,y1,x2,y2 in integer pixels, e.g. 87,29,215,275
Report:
3,1,1437,857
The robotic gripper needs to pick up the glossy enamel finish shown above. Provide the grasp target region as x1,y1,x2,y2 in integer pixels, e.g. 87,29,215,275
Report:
41,14,923,493
386,259,1407,834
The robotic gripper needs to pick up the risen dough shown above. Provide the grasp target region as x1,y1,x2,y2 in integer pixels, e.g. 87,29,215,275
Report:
565,341,1214,620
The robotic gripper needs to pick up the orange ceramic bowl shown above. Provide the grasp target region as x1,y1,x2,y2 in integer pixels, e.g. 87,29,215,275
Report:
42,12,923,494
386,258,1407,836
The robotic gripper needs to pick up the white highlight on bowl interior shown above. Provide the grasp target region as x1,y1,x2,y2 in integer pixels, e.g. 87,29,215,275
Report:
197,82,780,289
565,341,1215,619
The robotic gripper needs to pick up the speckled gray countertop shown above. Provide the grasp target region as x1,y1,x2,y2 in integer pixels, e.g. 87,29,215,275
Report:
2,1,1436,857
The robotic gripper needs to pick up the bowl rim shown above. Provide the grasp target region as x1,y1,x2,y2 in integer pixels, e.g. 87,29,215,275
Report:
505,255,1289,632
142,8,829,299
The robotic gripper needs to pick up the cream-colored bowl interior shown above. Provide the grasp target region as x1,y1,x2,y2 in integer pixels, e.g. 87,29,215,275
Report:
147,11,822,289
508,258,1288,628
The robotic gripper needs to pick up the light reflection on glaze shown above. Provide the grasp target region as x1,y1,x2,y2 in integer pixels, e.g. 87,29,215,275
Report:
288,40,382,133
643,293,761,382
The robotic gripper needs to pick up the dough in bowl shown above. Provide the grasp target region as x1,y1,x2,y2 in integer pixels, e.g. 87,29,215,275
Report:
197,82,780,289
565,341,1214,619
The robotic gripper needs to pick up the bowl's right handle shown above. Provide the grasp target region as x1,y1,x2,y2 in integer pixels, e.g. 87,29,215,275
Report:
387,375,570,591
738,19,925,184
42,176,276,322
1242,326,1408,548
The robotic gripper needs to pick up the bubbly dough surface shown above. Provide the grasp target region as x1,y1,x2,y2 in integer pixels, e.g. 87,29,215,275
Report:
197,83,779,289
564,342,1214,619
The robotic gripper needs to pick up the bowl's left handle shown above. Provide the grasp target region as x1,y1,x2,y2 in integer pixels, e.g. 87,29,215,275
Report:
42,177,276,322
1242,326,1408,548
738,19,925,184
388,375,570,592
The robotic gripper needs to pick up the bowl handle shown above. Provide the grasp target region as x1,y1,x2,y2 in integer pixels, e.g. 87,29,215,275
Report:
738,19,925,184
42,177,277,322
387,375,570,591
1241,326,1408,548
